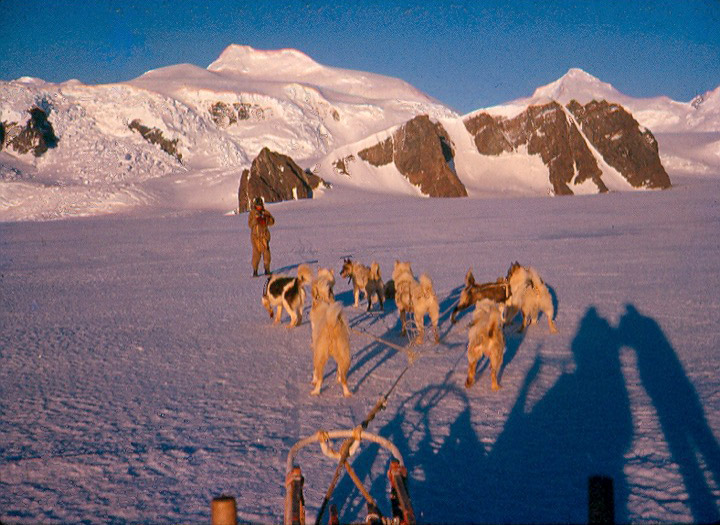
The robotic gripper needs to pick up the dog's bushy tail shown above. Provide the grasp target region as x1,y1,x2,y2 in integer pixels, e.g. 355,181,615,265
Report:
370,262,382,280
527,267,546,292
297,264,312,284
419,273,435,295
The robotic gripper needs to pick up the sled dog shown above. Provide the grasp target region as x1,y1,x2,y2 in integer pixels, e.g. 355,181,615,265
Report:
340,258,384,311
392,261,440,344
311,267,336,306
505,262,557,333
261,264,312,327
309,300,352,397
451,268,511,323
466,298,506,390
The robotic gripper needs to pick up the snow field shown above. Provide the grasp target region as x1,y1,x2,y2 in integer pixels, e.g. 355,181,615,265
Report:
1,174,719,523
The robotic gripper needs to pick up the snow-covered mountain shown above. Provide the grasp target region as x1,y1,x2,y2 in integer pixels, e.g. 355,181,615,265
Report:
317,69,717,197
519,68,720,133
514,69,720,178
0,45,455,220
319,98,670,198
1,47,718,220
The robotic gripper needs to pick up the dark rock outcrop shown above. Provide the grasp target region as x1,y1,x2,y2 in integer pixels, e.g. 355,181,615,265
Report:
465,102,606,195
209,101,268,127
128,120,182,162
237,147,326,211
393,115,466,197
358,137,393,167
2,107,59,157
464,99,670,194
333,155,355,176
566,100,671,189
463,112,513,156
357,115,467,197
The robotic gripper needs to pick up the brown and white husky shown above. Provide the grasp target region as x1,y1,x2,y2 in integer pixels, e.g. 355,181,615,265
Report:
466,298,506,391
451,268,511,323
340,258,384,311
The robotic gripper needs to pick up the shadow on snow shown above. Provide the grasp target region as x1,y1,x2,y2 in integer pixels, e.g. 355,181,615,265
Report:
321,304,720,523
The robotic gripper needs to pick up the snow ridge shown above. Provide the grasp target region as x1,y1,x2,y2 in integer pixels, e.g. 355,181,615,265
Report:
1,54,719,221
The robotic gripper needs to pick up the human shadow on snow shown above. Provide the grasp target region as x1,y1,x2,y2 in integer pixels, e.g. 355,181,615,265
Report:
332,370,486,522
337,306,633,523
476,306,633,524
308,299,719,523
617,304,720,523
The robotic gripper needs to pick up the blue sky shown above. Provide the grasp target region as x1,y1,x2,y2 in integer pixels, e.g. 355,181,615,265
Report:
1,0,719,113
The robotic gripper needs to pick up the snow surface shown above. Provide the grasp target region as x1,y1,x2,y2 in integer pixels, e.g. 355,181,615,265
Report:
2,172,719,524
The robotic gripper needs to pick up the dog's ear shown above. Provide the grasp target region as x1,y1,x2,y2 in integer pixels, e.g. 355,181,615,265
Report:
465,268,475,286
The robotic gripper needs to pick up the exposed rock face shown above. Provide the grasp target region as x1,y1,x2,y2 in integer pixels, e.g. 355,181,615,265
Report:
209,101,269,127
465,102,605,195
1,107,59,157
238,147,326,211
463,99,670,194
566,100,671,189
358,137,393,166
357,115,467,197
128,120,182,162
462,112,512,156
333,155,355,176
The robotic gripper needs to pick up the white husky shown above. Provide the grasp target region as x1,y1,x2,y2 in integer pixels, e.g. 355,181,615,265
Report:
311,267,336,306
392,261,440,344
505,262,557,334
309,300,352,397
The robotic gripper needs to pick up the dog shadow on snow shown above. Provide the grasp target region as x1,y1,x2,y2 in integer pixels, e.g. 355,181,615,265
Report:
272,259,319,276
328,304,720,524
340,285,466,393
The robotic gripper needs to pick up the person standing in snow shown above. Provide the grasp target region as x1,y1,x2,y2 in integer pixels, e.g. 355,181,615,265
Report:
248,196,275,277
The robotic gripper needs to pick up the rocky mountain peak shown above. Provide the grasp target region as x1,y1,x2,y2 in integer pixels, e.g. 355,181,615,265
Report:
355,115,467,198
462,99,670,194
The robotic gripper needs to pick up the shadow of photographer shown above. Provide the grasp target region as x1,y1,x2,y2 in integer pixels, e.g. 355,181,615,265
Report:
617,304,720,523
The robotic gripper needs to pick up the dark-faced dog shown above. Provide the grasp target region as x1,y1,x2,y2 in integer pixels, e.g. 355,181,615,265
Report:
340,258,384,311
451,268,511,323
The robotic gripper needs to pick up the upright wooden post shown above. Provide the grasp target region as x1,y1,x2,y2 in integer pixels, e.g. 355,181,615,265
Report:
285,466,305,525
588,475,614,524
211,495,237,525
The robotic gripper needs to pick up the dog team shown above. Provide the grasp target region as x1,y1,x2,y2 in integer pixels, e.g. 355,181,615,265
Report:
261,257,557,397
